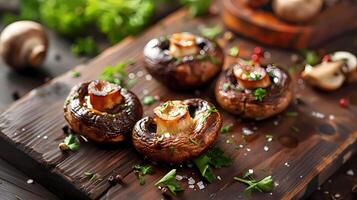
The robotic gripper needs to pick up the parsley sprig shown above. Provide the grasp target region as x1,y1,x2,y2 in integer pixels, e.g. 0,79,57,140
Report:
220,123,233,134
254,88,266,102
84,171,97,181
234,173,274,195
199,25,222,40
100,62,133,87
155,169,183,195
134,164,153,185
193,147,232,183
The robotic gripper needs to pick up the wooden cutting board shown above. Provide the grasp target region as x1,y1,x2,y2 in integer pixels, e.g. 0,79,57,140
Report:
222,0,357,49
0,7,356,200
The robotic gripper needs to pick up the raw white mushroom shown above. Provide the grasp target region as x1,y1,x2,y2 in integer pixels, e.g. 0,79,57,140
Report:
302,61,345,91
272,0,323,23
330,51,357,82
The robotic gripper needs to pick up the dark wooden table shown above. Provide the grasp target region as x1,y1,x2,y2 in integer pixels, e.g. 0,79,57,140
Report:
0,5,356,200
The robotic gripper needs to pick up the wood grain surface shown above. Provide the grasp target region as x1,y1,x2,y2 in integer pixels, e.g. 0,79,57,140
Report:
222,0,357,49
0,6,356,200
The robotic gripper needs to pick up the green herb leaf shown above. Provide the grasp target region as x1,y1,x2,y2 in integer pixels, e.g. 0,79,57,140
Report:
100,62,129,87
193,147,232,182
199,25,222,40
301,49,319,65
229,46,239,57
254,88,266,102
222,83,231,90
143,96,156,105
72,71,81,78
285,112,298,117
134,164,153,185
220,123,233,134
234,174,274,195
181,0,212,17
155,169,183,195
84,171,97,181
60,133,80,151
71,37,98,56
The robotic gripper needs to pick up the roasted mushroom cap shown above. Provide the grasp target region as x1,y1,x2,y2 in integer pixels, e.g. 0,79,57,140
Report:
143,32,224,90
64,80,143,143
132,99,222,164
215,60,293,119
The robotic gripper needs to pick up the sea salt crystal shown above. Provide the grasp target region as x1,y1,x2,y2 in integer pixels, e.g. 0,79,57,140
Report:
264,146,269,152
217,176,221,180
274,182,279,187
267,137,273,142
21,128,26,131
248,169,254,174
269,192,273,196
334,193,341,198
136,71,144,77
128,73,136,79
284,162,290,167
329,115,335,120
175,175,183,181
188,185,195,189
27,179,34,184
242,127,254,135
238,144,244,148
43,136,48,140
311,111,325,119
346,169,354,176
142,89,149,95
246,148,251,152
299,175,303,178
197,181,205,190
145,74,152,81
37,135,41,138
188,177,195,185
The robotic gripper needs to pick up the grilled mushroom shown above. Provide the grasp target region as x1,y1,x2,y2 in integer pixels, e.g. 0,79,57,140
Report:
132,99,222,164
143,32,224,90
64,80,142,143
215,59,293,119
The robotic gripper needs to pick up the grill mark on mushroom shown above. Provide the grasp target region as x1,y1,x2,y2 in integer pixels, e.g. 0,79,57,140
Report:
132,99,221,164
64,81,142,143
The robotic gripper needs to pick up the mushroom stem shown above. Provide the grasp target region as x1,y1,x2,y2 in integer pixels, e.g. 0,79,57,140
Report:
233,60,271,89
169,33,199,58
302,61,346,91
154,101,193,134
87,80,123,112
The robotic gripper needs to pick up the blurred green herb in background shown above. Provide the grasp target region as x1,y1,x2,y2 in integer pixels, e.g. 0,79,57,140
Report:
1,0,213,56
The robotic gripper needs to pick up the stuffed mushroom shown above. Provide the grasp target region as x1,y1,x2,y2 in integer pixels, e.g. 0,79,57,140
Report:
143,32,224,90
132,99,222,164
64,80,143,143
215,59,293,119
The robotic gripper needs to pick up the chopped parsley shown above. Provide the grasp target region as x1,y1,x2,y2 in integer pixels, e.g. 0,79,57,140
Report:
234,174,274,195
301,49,319,65
199,24,222,40
193,147,232,183
71,71,81,78
100,62,133,87
155,169,183,195
222,83,231,90
84,171,97,181
229,46,239,57
143,96,156,105
59,133,80,151
254,88,266,102
134,164,153,185
220,123,233,134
